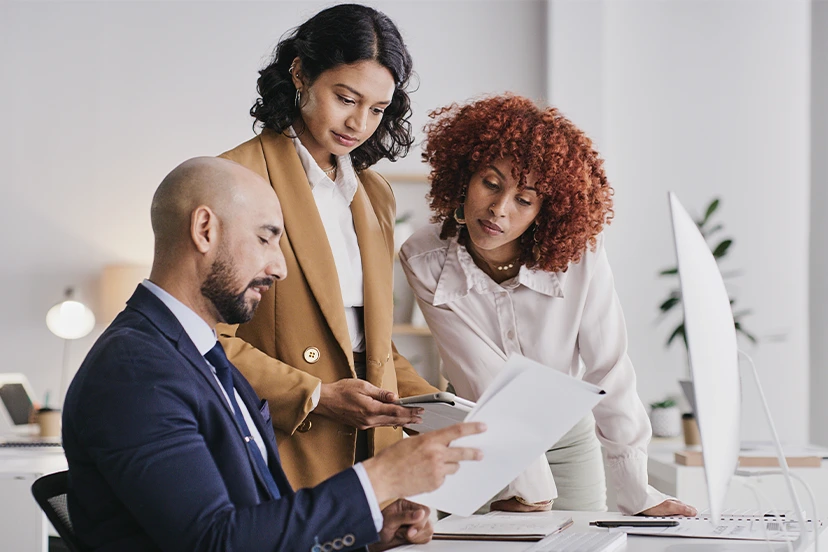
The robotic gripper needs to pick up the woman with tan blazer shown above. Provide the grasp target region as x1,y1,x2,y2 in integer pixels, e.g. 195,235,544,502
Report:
217,5,437,491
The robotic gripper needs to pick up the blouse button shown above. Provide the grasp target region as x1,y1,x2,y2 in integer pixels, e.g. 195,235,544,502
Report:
507,330,515,340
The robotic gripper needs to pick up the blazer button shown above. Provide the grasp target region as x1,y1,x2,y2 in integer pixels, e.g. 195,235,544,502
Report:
303,347,321,364
297,419,312,433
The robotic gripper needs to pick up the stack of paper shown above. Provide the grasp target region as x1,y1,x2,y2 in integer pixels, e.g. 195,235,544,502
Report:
410,354,606,515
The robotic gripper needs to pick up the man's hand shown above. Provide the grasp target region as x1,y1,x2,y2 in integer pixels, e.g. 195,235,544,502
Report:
639,498,697,517
490,497,553,512
316,379,423,429
362,422,486,504
368,500,433,551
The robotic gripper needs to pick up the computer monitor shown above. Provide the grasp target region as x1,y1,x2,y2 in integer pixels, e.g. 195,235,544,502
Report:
0,373,37,435
668,192,741,525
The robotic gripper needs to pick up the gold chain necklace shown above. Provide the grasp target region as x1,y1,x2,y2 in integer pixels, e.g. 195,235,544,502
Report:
495,258,520,271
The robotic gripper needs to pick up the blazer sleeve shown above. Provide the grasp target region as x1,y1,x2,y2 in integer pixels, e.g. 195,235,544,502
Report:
73,336,377,551
218,323,321,434
360,170,439,398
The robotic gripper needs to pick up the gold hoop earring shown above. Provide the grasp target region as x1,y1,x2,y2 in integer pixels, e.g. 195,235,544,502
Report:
532,223,542,262
454,195,466,225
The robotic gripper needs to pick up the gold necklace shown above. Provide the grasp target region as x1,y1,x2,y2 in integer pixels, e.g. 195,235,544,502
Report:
494,258,519,271
321,164,336,176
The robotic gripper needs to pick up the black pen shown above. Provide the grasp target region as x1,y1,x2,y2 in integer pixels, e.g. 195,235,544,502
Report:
589,519,680,528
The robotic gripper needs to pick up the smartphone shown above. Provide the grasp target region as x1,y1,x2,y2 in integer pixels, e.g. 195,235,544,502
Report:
589,519,680,528
395,392,475,409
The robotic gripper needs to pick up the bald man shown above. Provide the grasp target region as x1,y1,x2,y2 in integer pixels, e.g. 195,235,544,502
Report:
62,157,484,552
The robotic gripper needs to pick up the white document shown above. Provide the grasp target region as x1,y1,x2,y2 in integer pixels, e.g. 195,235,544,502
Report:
410,354,605,515
434,511,573,540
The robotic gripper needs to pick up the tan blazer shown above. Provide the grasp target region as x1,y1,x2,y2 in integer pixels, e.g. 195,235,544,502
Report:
217,130,437,489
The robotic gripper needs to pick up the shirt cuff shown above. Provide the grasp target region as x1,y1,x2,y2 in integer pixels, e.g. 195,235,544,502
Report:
353,463,384,532
310,382,321,410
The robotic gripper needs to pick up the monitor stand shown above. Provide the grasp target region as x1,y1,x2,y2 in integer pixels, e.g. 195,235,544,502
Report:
738,351,814,552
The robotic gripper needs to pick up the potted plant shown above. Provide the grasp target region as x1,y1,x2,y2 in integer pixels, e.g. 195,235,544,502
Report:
649,398,682,438
656,197,757,444
657,197,757,353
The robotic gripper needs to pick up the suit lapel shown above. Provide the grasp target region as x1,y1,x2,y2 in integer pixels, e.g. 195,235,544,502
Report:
351,179,393,383
259,130,353,364
127,286,288,500
127,286,233,416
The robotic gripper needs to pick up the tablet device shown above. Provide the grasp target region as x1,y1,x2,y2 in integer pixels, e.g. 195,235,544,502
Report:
396,392,476,433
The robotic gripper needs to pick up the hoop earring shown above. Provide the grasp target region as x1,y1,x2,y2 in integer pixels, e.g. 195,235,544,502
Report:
454,195,466,225
295,90,301,109
532,223,542,262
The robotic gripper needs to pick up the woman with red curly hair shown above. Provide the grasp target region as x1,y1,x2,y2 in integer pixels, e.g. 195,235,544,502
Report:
400,95,696,517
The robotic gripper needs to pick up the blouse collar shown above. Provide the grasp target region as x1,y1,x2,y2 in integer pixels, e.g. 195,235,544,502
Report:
432,235,567,306
289,126,358,203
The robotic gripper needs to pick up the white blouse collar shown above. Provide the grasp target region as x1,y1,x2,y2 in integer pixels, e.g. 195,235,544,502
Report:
432,235,566,306
289,126,358,203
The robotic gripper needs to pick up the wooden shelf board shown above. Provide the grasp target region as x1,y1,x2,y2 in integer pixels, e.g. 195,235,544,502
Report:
392,324,432,336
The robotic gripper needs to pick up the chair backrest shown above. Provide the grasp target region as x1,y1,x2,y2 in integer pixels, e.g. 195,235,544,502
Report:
31,470,87,552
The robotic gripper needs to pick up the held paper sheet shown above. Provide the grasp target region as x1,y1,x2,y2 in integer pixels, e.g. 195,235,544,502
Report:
410,354,605,516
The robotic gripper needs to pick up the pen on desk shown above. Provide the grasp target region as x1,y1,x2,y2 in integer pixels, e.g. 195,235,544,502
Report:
589,520,680,528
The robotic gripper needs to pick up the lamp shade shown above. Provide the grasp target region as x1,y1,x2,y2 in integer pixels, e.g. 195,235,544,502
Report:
46,295,95,340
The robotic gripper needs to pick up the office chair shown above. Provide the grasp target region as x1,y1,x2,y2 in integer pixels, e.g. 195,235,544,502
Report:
31,470,87,552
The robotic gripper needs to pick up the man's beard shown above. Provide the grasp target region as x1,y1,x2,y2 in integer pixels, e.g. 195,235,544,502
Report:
201,254,272,325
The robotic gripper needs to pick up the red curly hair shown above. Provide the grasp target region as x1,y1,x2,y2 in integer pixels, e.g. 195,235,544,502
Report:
423,94,614,273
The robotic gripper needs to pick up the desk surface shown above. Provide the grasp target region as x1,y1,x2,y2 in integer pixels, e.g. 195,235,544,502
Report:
0,446,67,476
399,511,824,551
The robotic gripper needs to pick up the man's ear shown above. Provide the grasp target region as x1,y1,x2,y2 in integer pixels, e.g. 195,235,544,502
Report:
191,205,218,254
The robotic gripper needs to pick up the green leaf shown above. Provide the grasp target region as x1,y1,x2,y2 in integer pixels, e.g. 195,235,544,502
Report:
667,323,686,347
650,398,677,409
734,322,758,343
660,295,681,312
700,198,720,226
712,239,733,258
660,267,678,276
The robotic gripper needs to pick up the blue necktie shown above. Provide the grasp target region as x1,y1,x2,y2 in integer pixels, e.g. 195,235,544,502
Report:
205,342,281,499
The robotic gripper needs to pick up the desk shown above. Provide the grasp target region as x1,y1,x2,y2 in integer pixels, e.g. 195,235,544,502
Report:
648,439,828,515
399,510,826,551
0,447,67,552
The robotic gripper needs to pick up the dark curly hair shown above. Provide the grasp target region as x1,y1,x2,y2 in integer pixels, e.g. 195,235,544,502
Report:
250,4,414,171
423,94,614,273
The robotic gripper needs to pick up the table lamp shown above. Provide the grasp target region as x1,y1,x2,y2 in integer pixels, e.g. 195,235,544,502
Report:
46,287,95,406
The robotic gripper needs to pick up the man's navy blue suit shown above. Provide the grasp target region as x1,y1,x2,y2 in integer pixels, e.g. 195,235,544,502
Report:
62,285,378,551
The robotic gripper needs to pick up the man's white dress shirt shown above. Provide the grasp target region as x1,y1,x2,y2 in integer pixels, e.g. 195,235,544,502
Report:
400,225,669,515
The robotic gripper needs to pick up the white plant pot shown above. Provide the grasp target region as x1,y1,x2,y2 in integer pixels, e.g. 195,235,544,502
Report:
650,406,682,438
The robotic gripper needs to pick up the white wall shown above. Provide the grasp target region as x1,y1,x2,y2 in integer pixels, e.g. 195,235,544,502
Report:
549,0,812,443
0,0,546,405
1,0,814,444
810,0,828,446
